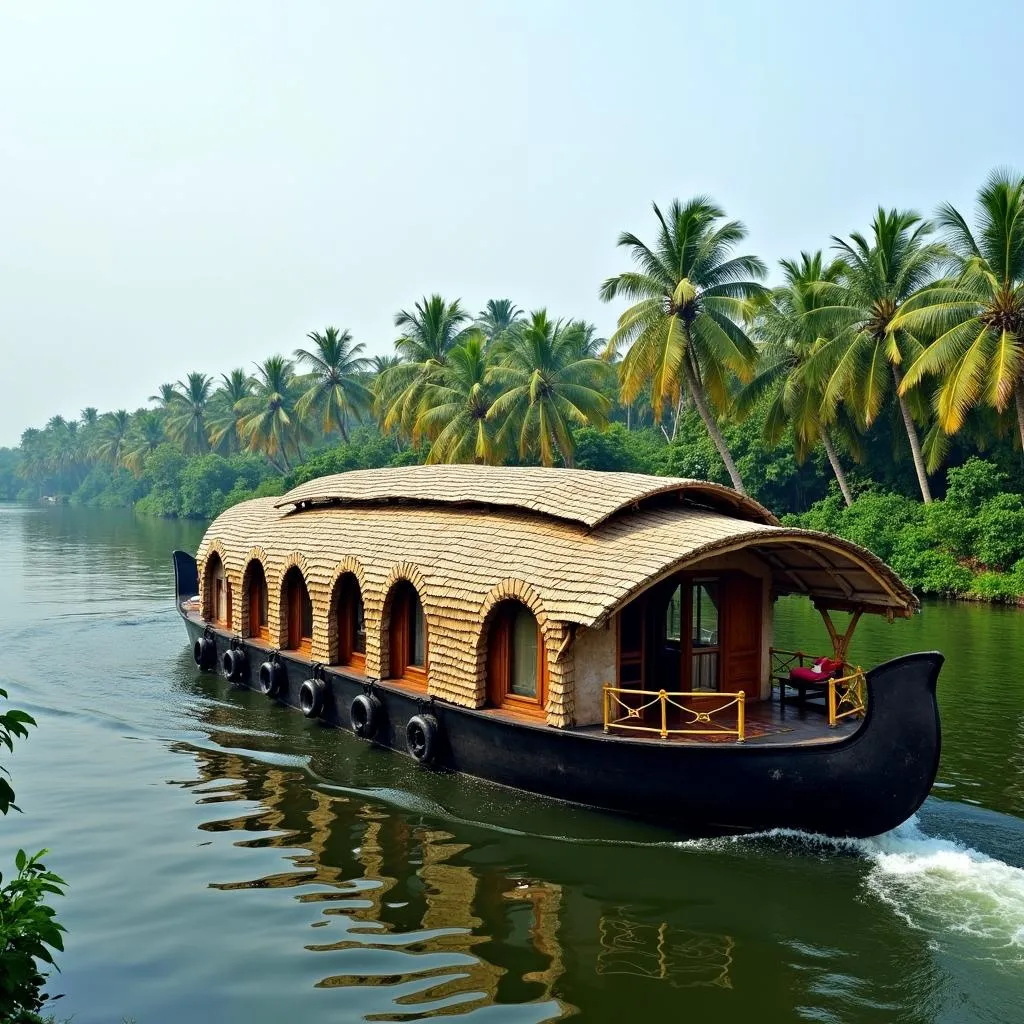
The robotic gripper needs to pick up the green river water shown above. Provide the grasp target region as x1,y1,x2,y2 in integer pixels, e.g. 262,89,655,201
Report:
1,504,1022,1023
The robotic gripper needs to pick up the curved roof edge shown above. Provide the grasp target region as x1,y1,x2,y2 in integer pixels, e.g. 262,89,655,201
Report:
274,465,780,528
589,526,918,629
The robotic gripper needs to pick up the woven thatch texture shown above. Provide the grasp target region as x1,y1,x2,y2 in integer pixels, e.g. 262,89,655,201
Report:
195,496,914,726
275,464,779,527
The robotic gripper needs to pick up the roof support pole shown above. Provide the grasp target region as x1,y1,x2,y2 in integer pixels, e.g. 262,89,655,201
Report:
817,606,863,664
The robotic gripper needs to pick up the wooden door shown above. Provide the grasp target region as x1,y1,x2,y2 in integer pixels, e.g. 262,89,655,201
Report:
721,572,762,699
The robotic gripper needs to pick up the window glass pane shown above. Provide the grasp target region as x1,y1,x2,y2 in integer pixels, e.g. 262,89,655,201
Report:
510,608,538,698
691,582,719,648
410,592,426,667
259,576,268,627
665,585,682,642
301,587,313,639
354,592,366,654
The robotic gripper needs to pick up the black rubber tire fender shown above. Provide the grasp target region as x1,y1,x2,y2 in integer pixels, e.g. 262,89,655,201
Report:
350,693,382,739
193,636,216,672
406,713,439,765
299,677,327,718
258,660,285,697
222,647,247,683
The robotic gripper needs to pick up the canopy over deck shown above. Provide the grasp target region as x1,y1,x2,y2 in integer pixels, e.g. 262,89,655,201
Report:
274,464,780,529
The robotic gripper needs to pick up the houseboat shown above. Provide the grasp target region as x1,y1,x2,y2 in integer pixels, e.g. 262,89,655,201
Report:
173,465,942,838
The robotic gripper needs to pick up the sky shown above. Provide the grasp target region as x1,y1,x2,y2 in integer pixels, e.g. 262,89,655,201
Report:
1,0,1023,446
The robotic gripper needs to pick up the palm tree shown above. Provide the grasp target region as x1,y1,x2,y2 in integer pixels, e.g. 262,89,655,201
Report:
122,411,166,475
93,410,132,467
236,356,306,473
488,310,613,467
149,383,176,412
805,208,945,503
45,416,85,481
166,373,214,455
599,197,767,494
294,326,372,441
207,369,253,454
737,253,859,505
476,299,525,347
895,170,1024,453
378,295,473,437
413,331,505,464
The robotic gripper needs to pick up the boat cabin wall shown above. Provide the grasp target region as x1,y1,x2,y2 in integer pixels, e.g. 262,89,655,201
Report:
196,536,578,726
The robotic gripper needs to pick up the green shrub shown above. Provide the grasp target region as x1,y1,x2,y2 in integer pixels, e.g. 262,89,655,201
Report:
975,492,1024,571
945,457,1006,510
969,571,1024,602
0,690,66,1022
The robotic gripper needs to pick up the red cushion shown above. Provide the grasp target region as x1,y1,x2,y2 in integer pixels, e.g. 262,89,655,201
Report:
789,666,831,684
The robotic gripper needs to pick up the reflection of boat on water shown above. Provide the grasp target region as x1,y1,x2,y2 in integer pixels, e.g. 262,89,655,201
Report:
175,465,943,837
597,914,733,989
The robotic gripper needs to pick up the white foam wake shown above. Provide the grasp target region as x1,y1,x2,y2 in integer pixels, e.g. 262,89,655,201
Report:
679,817,1024,955
860,819,1024,951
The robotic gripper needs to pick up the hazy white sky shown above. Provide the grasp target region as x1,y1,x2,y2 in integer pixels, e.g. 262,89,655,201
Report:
2,0,1022,445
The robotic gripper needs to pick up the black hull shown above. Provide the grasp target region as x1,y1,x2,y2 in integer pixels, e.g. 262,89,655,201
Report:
173,551,942,838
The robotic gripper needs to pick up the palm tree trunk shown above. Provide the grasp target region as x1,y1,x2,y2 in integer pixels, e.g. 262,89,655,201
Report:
682,358,746,495
1015,381,1024,454
820,427,854,507
669,395,684,442
891,365,932,503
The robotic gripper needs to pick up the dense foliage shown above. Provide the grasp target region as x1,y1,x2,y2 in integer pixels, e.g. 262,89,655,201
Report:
7,170,1024,601
0,690,66,1023
786,459,1024,602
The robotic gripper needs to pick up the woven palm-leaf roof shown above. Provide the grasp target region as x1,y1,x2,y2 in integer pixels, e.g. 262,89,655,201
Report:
274,464,779,528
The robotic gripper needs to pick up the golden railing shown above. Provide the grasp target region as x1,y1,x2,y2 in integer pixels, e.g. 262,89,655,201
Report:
603,686,745,742
827,668,867,728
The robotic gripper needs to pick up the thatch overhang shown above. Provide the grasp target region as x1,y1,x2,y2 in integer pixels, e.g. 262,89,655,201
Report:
274,464,780,528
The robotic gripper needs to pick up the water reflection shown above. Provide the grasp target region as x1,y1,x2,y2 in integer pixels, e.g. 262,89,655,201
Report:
596,914,733,989
171,744,574,1019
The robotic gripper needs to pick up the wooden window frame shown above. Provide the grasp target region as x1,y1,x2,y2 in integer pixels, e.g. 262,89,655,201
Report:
616,594,647,688
248,565,270,642
684,577,721,692
487,603,547,719
615,576,722,693
334,575,366,676
388,583,428,689
210,557,232,630
285,569,313,656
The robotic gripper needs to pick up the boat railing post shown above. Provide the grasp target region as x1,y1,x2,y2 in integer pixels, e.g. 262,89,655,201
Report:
659,689,668,739
603,685,609,734
828,678,837,728
737,691,745,743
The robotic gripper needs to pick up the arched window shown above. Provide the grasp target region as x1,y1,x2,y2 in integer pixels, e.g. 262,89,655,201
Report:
207,553,232,629
487,602,546,716
333,573,366,673
245,561,269,641
388,581,427,687
283,566,313,654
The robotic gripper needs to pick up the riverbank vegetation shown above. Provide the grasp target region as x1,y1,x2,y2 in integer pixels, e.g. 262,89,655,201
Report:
0,690,66,1023
5,171,1024,601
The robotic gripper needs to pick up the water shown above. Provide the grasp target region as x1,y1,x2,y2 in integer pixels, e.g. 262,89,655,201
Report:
1,504,1022,1023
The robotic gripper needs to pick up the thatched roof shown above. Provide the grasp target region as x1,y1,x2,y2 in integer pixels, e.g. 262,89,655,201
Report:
275,465,780,528
203,490,916,629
